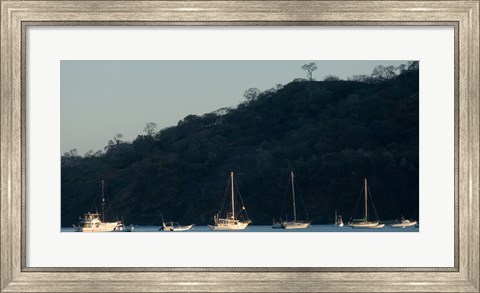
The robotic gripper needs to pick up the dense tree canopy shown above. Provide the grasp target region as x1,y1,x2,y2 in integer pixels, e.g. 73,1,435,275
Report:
61,65,419,226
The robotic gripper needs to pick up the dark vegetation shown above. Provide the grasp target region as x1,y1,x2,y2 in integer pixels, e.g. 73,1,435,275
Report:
61,62,419,226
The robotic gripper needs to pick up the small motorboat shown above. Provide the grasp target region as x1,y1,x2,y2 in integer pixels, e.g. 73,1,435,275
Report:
335,210,344,227
391,217,417,228
113,224,135,232
160,221,194,232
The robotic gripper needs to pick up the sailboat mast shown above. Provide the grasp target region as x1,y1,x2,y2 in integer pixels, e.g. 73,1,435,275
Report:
231,171,235,220
364,178,368,222
291,171,296,222
101,180,105,222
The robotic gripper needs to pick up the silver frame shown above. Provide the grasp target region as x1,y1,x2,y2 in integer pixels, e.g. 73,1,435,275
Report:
1,1,478,292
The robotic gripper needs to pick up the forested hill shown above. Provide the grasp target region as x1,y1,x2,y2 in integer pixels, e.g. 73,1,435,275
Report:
61,66,419,226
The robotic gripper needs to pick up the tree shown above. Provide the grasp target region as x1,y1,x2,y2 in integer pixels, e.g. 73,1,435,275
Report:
323,75,340,81
301,62,318,81
144,122,158,136
243,88,260,101
105,133,124,151
407,61,419,71
63,149,79,157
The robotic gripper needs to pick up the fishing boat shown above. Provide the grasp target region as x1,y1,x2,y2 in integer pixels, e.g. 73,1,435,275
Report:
391,216,417,228
159,215,194,231
335,210,344,227
74,212,122,232
348,178,385,229
282,172,311,229
73,180,130,232
209,172,252,230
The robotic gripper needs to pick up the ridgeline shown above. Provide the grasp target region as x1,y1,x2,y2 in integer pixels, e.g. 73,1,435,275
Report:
61,66,419,226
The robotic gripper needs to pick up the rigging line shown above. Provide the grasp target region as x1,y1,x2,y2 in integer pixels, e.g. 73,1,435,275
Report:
234,179,249,220
350,183,364,221
104,186,116,221
279,177,290,219
295,181,309,220
219,177,230,213
90,182,102,213
368,185,380,221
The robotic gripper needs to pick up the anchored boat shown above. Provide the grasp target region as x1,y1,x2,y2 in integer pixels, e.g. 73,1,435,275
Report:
160,215,194,231
335,210,344,227
391,216,417,228
209,172,252,230
348,178,385,229
281,172,311,229
73,180,132,232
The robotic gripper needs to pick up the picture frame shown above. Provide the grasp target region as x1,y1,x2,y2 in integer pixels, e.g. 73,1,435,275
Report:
1,0,478,292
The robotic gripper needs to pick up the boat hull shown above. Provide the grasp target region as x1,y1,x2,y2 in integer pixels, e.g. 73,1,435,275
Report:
391,220,417,228
348,221,384,229
163,224,194,232
282,221,311,229
209,221,250,230
75,222,121,232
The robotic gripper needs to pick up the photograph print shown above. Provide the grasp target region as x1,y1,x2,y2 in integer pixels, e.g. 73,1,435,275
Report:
60,60,419,232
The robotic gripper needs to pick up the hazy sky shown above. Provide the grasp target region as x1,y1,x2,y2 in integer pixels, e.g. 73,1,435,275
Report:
61,60,408,154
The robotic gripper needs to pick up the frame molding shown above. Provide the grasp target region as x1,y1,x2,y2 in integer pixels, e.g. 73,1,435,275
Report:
1,1,479,292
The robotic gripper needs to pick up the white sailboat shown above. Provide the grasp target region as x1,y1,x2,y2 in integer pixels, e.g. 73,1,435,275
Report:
335,209,344,227
282,172,311,229
348,178,385,229
209,172,252,230
74,180,128,232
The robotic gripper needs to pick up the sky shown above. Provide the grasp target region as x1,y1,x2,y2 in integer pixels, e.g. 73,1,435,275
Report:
61,60,408,155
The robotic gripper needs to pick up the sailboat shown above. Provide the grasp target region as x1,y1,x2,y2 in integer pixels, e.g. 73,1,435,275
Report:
282,172,311,229
348,178,384,229
209,172,252,230
74,180,131,232
335,209,344,227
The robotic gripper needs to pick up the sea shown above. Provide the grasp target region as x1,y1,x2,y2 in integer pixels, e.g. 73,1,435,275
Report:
61,224,418,232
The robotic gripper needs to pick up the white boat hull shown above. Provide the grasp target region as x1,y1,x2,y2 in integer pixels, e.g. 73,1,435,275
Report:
209,221,250,230
391,220,417,228
282,221,311,229
348,221,385,229
163,224,194,231
75,221,121,232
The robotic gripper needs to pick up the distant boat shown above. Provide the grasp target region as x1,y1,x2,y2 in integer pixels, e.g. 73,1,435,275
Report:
348,178,385,229
391,216,417,228
335,209,344,227
282,172,311,229
74,180,130,232
272,218,283,229
209,172,252,230
159,215,194,232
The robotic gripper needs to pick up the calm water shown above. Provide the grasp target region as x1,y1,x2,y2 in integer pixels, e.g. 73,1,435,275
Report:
61,224,418,232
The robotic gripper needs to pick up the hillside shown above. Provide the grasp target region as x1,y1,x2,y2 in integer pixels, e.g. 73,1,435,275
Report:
61,66,419,226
